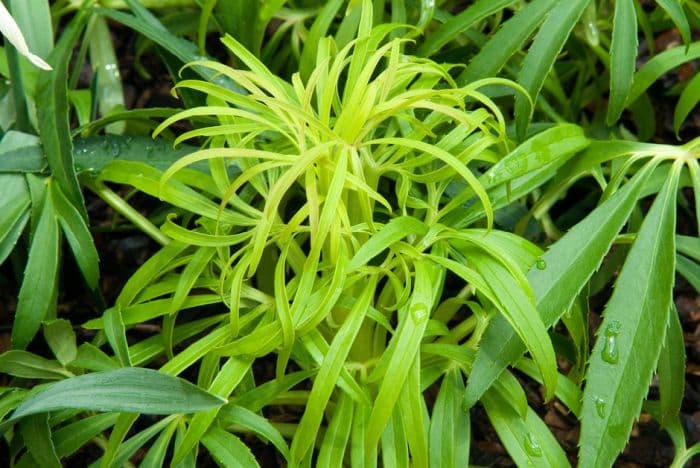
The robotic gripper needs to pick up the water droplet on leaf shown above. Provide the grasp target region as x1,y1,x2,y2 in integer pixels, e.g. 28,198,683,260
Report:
524,433,542,457
535,258,547,270
594,397,606,418
410,303,428,323
601,320,621,364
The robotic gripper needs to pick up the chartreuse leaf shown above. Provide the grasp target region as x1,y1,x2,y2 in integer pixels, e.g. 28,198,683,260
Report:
42,319,77,366
51,182,100,291
429,368,469,468
348,216,428,271
482,381,570,467
4,368,225,422
579,162,682,467
299,0,344,79
458,0,558,85
366,259,439,450
677,234,700,262
201,427,260,468
464,160,658,408
169,247,216,315
19,413,60,468
12,186,59,350
514,0,590,139
171,357,253,464
218,404,290,461
398,357,429,467
606,0,637,125
677,254,700,292
381,408,409,468
657,305,686,428
417,0,517,57
468,250,557,402
317,392,353,468
291,276,376,463
36,8,87,215
674,72,700,137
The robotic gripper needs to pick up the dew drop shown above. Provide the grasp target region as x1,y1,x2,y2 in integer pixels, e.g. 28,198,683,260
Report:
601,320,621,364
410,303,428,323
535,258,547,270
594,397,606,418
524,433,542,457
601,335,619,364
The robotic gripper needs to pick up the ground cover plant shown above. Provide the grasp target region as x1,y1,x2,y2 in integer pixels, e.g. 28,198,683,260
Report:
0,0,699,466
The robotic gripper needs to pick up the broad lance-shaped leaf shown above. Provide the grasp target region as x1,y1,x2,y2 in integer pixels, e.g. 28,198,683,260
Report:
606,0,637,125
3,368,226,424
579,163,681,467
463,160,658,408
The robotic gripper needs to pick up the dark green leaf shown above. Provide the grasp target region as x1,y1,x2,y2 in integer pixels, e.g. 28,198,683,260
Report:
51,183,100,291
458,0,558,85
0,350,71,380
464,161,657,408
43,319,77,366
606,0,638,125
6,368,226,422
579,164,681,467
657,305,686,427
514,0,590,139
36,10,88,216
19,413,60,468
12,187,59,349
103,306,132,367
417,0,517,57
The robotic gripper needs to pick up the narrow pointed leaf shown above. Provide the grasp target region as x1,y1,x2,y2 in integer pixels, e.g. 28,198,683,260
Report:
606,0,637,125
6,368,226,422
657,305,686,427
655,0,691,47
51,183,100,291
514,0,590,139
579,164,681,467
12,189,59,349
19,413,60,468
201,427,260,468
458,0,558,85
469,250,557,402
482,384,570,467
429,368,470,468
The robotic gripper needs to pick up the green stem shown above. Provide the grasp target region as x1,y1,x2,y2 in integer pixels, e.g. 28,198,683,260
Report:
84,178,170,246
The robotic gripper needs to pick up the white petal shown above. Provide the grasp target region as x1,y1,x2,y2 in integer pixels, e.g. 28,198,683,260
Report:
0,2,52,70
